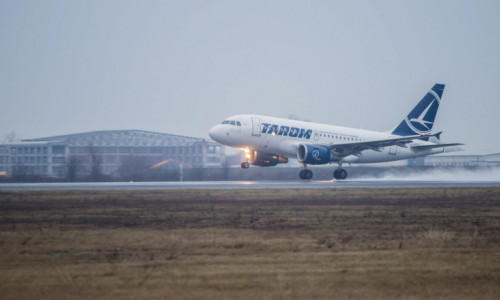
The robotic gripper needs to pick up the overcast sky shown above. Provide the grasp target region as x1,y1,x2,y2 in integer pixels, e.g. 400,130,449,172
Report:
1,0,499,151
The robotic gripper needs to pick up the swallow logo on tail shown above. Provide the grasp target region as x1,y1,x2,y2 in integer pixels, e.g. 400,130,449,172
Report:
392,84,443,136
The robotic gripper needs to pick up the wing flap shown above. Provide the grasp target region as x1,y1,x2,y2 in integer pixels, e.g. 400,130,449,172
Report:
410,143,463,151
322,132,460,158
325,133,439,152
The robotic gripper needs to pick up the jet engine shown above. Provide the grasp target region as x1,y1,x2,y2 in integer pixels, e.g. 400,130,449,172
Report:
248,151,288,167
297,144,331,165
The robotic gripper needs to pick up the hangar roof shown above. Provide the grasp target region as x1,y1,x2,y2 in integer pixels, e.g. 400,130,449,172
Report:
22,130,210,147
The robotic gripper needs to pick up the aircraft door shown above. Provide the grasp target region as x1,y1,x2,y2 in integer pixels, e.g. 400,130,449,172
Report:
389,146,397,155
313,131,319,141
251,118,261,136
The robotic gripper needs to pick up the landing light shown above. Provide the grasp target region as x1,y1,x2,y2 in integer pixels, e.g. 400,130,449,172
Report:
242,148,252,159
241,148,252,159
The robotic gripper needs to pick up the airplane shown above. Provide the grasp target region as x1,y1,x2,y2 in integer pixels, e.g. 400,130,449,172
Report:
208,83,462,180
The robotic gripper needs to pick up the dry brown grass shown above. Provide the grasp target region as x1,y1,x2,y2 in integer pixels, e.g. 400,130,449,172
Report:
1,188,500,299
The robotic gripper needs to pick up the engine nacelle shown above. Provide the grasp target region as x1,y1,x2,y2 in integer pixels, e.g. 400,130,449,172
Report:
297,144,331,165
248,151,288,167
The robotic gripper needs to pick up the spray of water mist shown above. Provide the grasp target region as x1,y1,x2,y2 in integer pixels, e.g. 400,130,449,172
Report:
357,167,500,182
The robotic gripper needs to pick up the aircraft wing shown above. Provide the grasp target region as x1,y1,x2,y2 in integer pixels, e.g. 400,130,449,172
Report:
321,132,444,157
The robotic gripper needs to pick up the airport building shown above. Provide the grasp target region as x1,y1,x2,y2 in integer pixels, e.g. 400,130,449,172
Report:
408,151,500,167
0,130,225,178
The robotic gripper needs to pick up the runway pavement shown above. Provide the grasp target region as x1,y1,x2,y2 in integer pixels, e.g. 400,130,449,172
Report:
1,180,500,191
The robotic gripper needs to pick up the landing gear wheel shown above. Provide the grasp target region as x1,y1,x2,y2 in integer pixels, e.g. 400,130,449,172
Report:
299,169,313,180
333,169,348,180
339,169,347,179
241,162,250,169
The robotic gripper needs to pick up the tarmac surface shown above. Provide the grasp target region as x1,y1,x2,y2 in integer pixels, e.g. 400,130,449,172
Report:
1,180,500,191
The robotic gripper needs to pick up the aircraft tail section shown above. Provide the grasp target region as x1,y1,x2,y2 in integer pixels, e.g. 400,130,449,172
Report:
391,83,444,136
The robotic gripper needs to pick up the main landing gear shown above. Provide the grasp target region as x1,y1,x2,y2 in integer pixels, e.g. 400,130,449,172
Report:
299,169,313,180
241,162,250,169
333,165,348,180
299,164,348,180
299,164,313,180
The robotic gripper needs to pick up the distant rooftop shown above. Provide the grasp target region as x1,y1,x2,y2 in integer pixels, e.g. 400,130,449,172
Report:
20,130,211,147
435,148,500,157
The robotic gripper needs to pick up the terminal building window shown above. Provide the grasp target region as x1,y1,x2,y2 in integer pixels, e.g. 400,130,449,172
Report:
207,146,216,153
52,157,66,164
207,157,220,163
52,145,65,154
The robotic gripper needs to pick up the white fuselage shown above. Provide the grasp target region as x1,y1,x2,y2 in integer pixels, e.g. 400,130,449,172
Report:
209,114,444,165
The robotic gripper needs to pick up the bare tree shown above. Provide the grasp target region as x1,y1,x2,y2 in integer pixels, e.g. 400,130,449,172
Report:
221,155,230,181
118,155,149,181
2,131,21,143
88,143,103,181
66,156,81,182
12,164,28,182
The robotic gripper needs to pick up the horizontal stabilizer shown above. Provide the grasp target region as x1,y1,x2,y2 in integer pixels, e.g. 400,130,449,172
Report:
434,131,443,140
411,143,463,151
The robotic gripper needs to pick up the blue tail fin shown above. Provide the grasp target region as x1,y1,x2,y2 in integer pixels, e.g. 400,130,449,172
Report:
391,83,444,136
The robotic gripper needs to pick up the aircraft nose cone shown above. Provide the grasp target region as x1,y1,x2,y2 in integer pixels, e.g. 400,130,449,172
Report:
208,125,222,142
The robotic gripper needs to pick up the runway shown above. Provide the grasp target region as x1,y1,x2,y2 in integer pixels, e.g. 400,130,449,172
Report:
1,179,500,191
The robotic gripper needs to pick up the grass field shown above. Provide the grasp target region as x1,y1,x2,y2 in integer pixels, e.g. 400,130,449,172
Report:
1,188,499,299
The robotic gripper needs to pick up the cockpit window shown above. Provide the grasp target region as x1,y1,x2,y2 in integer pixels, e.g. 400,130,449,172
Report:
222,120,241,126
